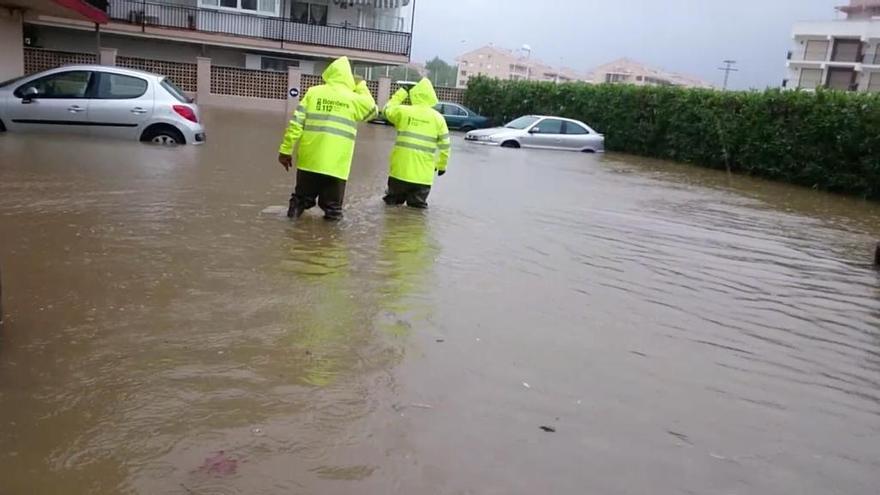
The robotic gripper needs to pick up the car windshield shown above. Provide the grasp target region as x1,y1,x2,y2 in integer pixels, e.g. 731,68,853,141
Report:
505,116,540,129
161,78,192,103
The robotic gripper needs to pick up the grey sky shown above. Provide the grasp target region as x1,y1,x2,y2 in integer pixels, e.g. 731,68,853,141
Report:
409,0,842,89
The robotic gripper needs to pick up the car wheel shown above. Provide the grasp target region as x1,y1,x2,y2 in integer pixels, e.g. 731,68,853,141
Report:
141,125,185,146
581,148,596,153
501,140,520,149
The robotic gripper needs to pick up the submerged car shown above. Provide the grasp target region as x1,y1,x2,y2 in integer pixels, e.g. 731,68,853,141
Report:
434,102,489,132
0,65,205,145
465,115,604,152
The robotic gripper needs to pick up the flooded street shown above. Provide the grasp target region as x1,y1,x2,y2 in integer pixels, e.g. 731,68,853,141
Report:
1,108,880,494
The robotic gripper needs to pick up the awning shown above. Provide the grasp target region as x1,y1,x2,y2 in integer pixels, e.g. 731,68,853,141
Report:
333,0,411,8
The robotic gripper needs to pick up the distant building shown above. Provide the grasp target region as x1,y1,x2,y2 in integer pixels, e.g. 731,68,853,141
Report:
584,58,714,88
454,45,584,88
785,0,880,92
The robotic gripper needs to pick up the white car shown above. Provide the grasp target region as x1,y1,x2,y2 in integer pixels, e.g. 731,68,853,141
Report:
465,115,604,152
0,65,205,145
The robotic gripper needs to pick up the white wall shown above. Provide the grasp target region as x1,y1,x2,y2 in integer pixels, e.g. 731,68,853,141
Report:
0,10,24,82
792,19,880,40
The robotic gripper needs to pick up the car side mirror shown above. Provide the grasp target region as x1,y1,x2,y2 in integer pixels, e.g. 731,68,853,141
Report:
21,87,39,104
528,127,540,134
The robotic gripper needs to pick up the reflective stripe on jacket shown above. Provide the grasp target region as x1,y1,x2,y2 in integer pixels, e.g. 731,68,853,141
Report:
383,78,450,186
278,56,377,181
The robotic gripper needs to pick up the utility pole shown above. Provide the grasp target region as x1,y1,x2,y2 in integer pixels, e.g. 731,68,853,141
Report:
718,60,738,90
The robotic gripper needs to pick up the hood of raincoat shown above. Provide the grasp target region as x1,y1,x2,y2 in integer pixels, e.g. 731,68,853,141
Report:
322,56,356,89
409,77,439,107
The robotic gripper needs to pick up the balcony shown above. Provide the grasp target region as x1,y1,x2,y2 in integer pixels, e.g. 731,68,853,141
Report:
106,0,411,57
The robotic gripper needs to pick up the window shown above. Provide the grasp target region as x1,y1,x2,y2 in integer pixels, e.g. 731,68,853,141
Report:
505,116,539,129
563,121,589,135
261,57,300,72
292,2,327,25
605,73,628,83
95,73,147,99
831,39,862,63
869,73,880,93
798,68,823,89
460,70,468,76
459,79,467,87
826,67,856,90
444,105,466,116
161,78,191,103
532,119,564,134
804,40,830,61
15,71,91,99
200,0,278,15
636,75,643,81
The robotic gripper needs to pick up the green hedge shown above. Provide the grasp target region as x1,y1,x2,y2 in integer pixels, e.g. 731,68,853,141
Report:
463,77,880,199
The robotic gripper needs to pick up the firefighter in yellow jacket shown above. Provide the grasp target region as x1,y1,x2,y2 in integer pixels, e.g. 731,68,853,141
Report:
278,56,377,220
382,78,450,208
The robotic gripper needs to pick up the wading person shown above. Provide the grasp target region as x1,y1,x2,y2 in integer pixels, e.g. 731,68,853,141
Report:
381,78,450,209
278,56,377,220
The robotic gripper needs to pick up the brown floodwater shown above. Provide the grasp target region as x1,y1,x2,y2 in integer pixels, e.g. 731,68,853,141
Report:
1,108,879,495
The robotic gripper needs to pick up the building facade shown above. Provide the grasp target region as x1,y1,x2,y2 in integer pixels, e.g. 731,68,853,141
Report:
786,0,880,92
454,45,583,88
17,0,414,78
0,0,108,81
584,58,714,88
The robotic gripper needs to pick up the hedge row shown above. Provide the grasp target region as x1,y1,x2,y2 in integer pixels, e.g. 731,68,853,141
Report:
463,77,880,199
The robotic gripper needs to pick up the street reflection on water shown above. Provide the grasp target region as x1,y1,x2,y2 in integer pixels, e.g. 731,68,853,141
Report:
0,109,879,494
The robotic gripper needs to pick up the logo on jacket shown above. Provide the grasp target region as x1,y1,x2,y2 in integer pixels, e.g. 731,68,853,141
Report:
316,98,351,113
407,116,431,127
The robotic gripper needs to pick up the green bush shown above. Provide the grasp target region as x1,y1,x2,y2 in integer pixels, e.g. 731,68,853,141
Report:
463,77,880,199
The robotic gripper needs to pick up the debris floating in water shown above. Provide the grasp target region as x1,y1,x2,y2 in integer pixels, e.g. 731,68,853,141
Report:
539,426,556,433
261,205,288,216
522,382,531,389
198,451,239,476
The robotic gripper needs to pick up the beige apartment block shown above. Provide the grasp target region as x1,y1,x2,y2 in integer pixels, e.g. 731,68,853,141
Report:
455,45,585,88
584,58,714,88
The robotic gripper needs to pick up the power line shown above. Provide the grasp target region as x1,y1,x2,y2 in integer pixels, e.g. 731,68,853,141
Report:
718,60,739,90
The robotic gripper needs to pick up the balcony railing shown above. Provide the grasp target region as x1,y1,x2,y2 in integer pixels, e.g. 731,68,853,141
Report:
107,0,411,57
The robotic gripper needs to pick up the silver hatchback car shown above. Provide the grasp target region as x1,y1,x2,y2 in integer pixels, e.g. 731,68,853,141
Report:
465,115,604,152
0,65,205,145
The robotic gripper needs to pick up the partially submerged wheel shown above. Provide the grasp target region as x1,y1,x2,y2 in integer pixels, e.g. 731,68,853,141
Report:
141,125,185,146
501,140,520,149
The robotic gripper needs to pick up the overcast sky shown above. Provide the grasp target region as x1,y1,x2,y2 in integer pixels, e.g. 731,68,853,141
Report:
409,0,843,89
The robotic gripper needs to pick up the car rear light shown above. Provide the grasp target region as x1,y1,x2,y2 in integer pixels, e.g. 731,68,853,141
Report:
173,104,198,123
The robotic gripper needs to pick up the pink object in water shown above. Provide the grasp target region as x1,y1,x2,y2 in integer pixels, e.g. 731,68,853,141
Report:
198,451,239,476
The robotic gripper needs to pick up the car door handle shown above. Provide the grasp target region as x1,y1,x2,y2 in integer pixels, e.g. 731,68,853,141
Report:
68,105,85,113
130,107,148,114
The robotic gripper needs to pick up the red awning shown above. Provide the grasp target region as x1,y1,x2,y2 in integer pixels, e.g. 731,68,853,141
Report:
52,0,109,24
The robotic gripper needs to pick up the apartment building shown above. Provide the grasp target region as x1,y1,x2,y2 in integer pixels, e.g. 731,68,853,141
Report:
585,58,714,88
17,0,414,78
454,45,584,88
786,0,880,92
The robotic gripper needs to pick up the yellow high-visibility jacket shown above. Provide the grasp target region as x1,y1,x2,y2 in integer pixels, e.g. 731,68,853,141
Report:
383,78,450,186
278,56,377,181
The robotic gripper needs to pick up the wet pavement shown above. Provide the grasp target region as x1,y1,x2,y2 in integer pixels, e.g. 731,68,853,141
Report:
1,108,880,494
